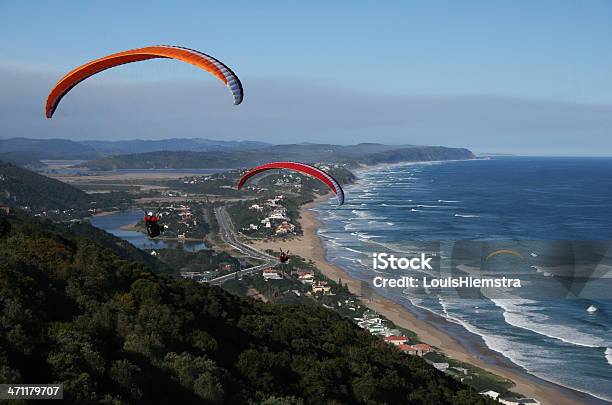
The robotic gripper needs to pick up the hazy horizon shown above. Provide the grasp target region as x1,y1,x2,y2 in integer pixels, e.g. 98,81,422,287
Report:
2,1,611,155
4,134,612,158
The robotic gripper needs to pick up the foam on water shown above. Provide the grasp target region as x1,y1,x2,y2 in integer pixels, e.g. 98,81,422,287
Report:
424,297,542,370
433,297,612,402
356,232,382,241
531,265,554,277
350,209,386,220
316,158,612,403
490,298,610,348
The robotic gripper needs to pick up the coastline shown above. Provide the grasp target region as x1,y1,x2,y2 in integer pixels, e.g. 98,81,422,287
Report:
251,194,597,405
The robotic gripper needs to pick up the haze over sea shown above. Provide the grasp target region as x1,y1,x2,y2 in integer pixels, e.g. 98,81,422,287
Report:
314,157,612,403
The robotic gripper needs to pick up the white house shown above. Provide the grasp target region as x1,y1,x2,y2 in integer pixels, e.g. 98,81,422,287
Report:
384,335,409,346
432,363,449,372
479,390,500,400
263,269,282,280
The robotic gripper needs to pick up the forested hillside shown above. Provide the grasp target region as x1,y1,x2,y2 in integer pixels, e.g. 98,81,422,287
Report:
0,162,92,210
79,144,476,170
0,210,492,404
0,152,44,168
0,162,131,215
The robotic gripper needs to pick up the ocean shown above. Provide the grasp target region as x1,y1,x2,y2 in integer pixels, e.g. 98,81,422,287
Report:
313,157,612,403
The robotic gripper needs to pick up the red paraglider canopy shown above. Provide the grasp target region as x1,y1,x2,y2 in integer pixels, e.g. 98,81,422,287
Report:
237,162,345,205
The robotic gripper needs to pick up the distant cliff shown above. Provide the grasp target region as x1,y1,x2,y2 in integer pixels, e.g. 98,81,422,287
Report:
359,146,475,165
79,143,476,170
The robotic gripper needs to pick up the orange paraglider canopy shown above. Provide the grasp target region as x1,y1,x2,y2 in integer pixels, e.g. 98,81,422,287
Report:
485,249,524,262
45,45,243,118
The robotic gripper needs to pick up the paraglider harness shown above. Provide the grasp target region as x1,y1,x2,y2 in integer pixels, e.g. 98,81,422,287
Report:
279,248,290,264
143,208,163,238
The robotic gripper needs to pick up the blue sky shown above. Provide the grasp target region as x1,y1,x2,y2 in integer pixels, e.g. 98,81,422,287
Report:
1,1,611,154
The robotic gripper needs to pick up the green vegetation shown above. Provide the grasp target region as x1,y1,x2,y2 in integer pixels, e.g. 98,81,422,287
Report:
423,352,518,399
0,210,492,404
0,162,132,217
154,248,241,274
158,202,212,239
126,201,215,240
80,144,475,170
68,220,174,275
358,146,474,165
224,253,520,399
168,172,244,197
0,162,91,212
227,197,303,239
0,152,44,168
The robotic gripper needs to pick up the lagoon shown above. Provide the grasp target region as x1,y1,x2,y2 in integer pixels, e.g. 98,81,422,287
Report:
90,210,207,251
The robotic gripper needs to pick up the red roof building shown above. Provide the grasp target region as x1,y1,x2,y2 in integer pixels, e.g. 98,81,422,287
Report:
395,343,433,357
384,335,409,346
397,344,418,355
412,343,433,354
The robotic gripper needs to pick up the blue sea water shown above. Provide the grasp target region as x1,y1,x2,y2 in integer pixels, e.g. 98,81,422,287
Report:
314,157,612,403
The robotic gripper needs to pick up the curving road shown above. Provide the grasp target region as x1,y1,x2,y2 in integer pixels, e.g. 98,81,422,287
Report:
208,206,277,285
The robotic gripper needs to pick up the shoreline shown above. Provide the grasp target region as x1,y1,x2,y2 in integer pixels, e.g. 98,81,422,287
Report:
251,194,598,405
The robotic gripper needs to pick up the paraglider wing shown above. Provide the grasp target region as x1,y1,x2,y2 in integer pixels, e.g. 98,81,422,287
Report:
485,249,524,262
237,162,345,205
46,45,243,118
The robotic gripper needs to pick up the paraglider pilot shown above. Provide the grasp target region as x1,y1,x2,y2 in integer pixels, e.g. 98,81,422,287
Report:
144,210,162,238
279,248,290,264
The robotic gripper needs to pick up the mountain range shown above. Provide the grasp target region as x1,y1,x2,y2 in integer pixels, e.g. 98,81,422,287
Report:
0,137,271,162
1,138,475,170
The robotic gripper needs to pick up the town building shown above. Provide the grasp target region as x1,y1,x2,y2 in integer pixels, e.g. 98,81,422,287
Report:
479,390,500,400
263,269,283,280
432,363,449,372
311,281,332,294
412,343,433,355
275,221,295,235
384,335,409,346
296,270,314,284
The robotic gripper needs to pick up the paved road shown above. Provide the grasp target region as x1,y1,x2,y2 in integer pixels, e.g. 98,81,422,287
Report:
209,206,277,285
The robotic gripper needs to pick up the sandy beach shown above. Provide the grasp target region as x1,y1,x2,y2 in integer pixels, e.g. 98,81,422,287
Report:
250,195,597,405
